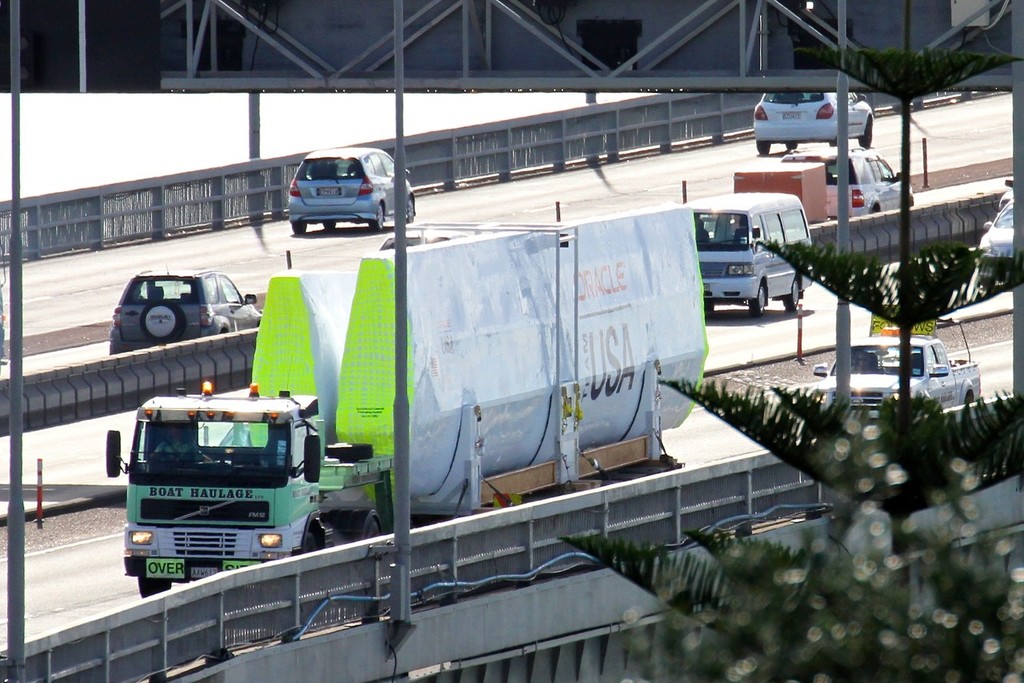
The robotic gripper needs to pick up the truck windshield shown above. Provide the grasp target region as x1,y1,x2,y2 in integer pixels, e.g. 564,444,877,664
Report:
848,345,925,377
133,420,291,476
693,212,751,251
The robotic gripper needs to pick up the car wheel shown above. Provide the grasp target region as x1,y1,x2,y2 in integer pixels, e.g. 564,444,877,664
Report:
785,141,798,151
858,117,874,148
368,202,385,232
755,140,771,156
138,577,172,598
290,220,307,236
141,303,186,342
782,277,800,312
406,195,416,225
748,281,768,318
322,221,337,231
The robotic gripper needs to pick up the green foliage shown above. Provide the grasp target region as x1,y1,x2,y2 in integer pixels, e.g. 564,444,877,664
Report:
563,29,1024,683
764,242,1024,329
796,47,1019,102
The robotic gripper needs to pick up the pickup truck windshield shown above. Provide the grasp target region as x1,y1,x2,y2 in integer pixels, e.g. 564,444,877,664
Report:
849,345,925,377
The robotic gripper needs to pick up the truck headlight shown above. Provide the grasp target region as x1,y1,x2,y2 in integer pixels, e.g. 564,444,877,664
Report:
259,533,283,549
726,264,754,276
130,530,154,545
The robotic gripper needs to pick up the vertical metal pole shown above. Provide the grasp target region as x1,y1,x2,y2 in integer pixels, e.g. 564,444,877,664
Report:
1013,0,1024,394
835,0,851,401
390,0,413,632
35,458,42,525
921,138,929,189
248,92,260,160
7,0,26,678
78,0,87,91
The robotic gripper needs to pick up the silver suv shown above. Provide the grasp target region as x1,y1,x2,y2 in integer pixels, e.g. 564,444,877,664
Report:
781,148,907,218
109,270,261,354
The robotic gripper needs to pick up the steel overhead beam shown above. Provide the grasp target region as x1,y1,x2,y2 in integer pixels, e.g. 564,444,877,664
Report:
159,73,1014,94
154,0,1015,94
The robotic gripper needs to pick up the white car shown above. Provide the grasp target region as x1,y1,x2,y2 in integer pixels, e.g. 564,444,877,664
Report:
781,148,906,218
980,201,1014,258
999,178,1013,210
753,92,874,157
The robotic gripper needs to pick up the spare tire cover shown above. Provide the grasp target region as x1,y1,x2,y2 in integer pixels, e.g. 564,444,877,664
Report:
142,304,186,341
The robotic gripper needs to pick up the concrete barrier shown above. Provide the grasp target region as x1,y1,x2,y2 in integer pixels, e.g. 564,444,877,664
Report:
810,191,1000,259
0,330,257,437
0,192,1004,437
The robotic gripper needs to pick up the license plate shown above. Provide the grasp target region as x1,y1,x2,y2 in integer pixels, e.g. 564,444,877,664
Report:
191,566,218,579
782,111,802,120
317,187,342,196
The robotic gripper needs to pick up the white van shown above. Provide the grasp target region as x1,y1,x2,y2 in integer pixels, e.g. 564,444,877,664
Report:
685,192,812,317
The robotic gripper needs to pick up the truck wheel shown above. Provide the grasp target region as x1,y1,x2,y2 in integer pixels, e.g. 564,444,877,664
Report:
328,509,381,544
138,577,172,598
300,531,318,555
782,278,800,312
964,390,975,405
748,281,768,318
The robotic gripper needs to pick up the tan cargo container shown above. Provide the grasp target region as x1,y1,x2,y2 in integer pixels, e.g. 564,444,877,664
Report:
733,160,828,223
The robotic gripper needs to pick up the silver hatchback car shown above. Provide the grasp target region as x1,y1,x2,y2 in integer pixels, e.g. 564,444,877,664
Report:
109,270,261,354
287,146,416,235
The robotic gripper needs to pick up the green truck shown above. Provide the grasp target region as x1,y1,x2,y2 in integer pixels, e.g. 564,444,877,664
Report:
106,381,393,597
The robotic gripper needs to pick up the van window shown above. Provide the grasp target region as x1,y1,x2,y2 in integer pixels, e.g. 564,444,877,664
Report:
693,212,750,249
761,213,785,243
760,212,784,245
780,209,809,243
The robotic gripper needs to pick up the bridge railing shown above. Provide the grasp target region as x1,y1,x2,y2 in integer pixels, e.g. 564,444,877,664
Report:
21,451,828,683
0,91,935,262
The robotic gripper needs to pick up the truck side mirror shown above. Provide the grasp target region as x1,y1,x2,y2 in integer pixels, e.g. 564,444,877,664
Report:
303,434,321,483
813,363,829,378
106,430,123,478
930,364,950,378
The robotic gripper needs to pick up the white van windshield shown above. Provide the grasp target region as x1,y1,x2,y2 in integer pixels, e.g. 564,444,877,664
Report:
694,212,752,251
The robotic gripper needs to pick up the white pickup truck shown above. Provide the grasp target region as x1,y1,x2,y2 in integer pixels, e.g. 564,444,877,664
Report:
812,333,981,410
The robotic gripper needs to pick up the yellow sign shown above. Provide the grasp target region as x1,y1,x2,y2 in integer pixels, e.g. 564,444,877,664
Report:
869,315,935,337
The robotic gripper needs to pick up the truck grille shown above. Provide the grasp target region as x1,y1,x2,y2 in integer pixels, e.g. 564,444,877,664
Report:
171,529,244,557
140,498,271,523
850,390,886,406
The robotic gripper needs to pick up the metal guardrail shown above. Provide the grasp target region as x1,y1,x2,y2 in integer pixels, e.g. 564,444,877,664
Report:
21,451,828,683
0,93,761,260
0,89,978,263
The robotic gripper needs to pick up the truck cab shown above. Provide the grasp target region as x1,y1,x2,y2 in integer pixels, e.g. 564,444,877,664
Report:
107,382,327,597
